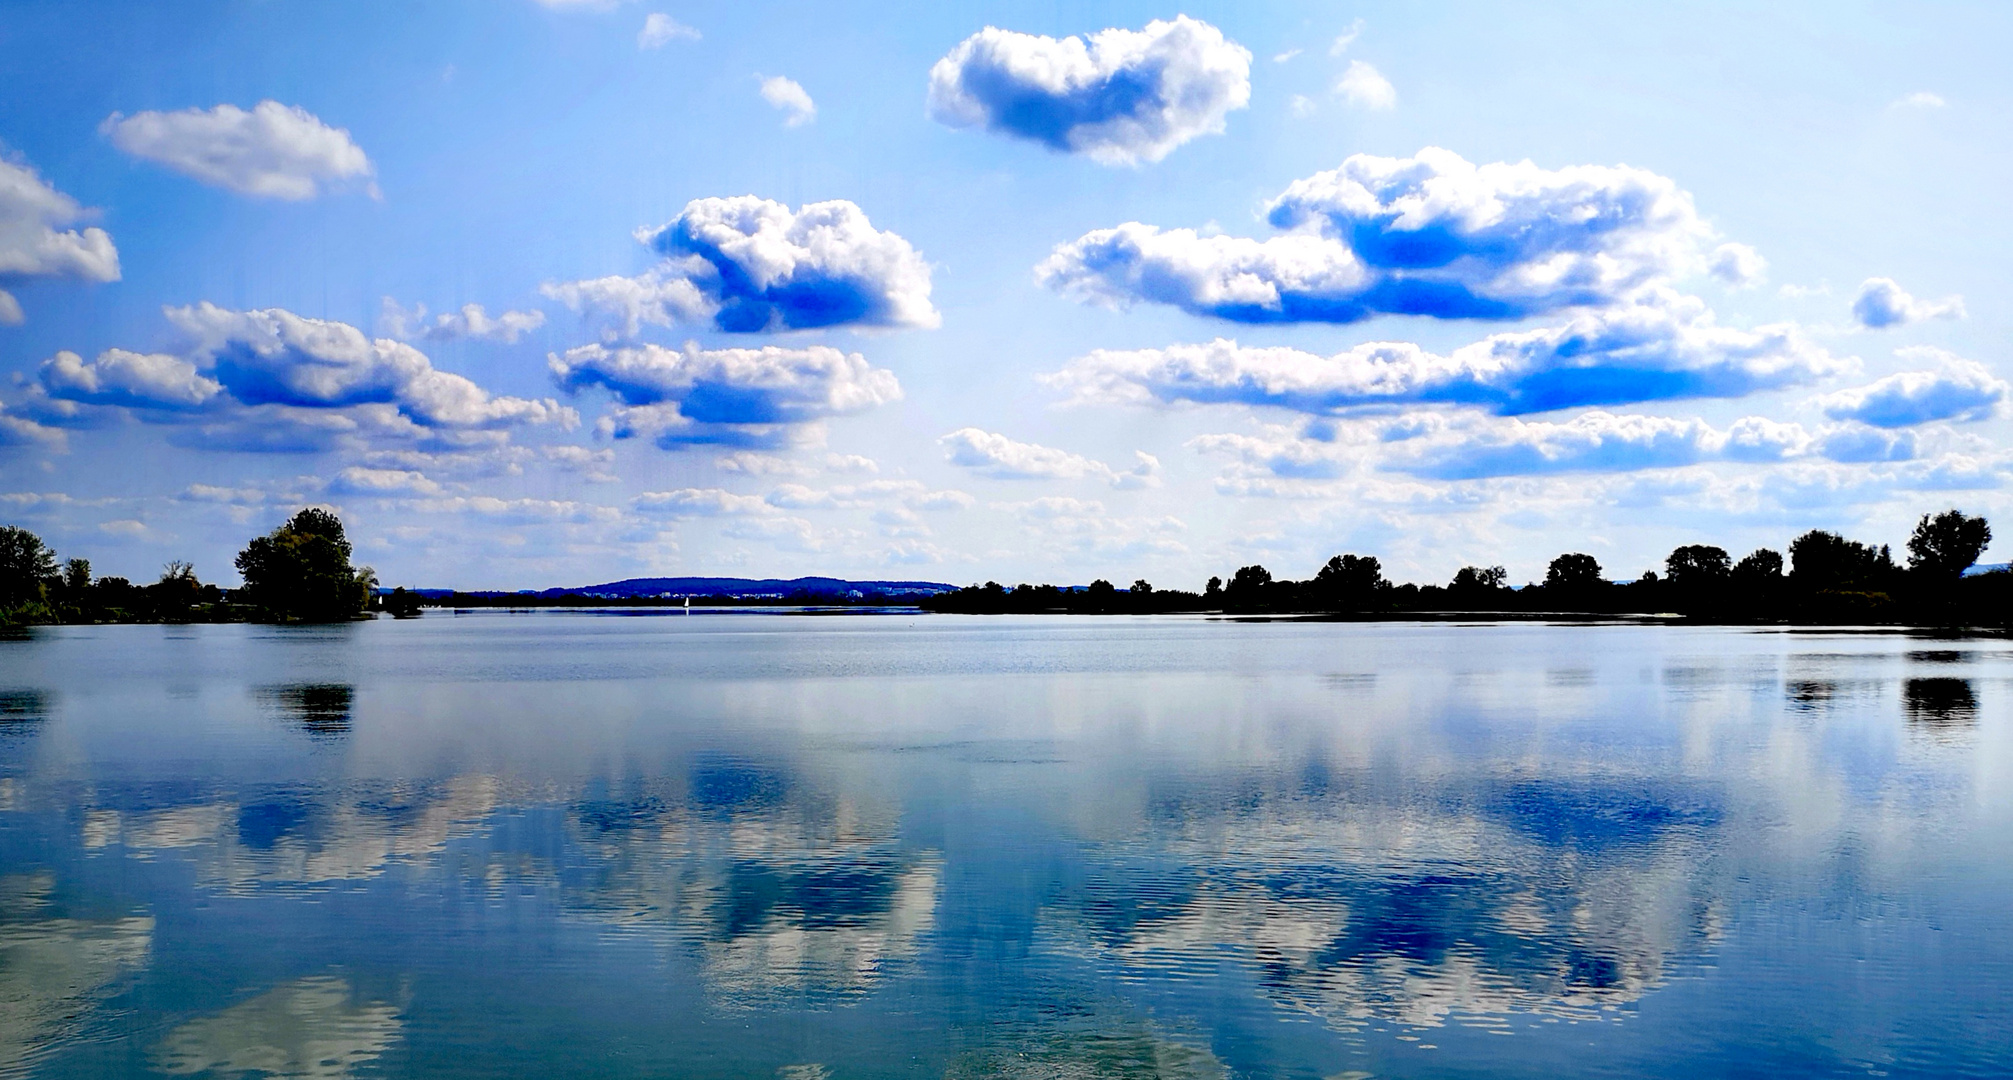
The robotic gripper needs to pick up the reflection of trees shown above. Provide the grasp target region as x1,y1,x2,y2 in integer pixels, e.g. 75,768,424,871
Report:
563,760,941,1005
0,874,153,1075
80,776,499,889
1903,677,1977,734
260,684,354,737
152,976,402,1079
1043,772,1723,1031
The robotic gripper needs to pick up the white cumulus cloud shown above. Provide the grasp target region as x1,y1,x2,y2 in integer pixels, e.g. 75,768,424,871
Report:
638,12,699,48
759,76,816,127
379,299,546,343
166,303,572,429
1039,147,1727,323
1044,294,1846,416
1850,277,1965,328
926,16,1251,166
38,349,222,411
0,158,121,324
1820,352,2006,428
544,196,937,334
102,101,375,200
939,428,1160,488
550,340,901,448
1333,61,1396,110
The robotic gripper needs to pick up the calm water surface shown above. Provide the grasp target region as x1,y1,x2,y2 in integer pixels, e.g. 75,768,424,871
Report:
1,614,2008,1079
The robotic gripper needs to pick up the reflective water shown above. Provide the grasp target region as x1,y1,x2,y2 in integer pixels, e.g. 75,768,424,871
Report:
1,615,2009,1079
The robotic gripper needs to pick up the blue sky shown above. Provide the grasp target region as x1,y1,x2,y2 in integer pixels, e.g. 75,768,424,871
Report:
1,0,2008,589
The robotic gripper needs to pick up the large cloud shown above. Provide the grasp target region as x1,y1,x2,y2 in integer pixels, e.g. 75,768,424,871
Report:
101,101,374,200
1820,353,2006,427
544,197,937,335
1849,277,1965,328
1046,296,1845,417
939,427,1160,488
38,349,221,411
1039,147,1733,323
550,340,901,448
1195,410,1923,483
12,304,571,457
926,16,1251,166
167,304,569,428
0,158,121,324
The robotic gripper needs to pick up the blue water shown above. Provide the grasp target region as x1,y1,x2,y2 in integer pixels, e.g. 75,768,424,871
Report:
1,614,2008,1078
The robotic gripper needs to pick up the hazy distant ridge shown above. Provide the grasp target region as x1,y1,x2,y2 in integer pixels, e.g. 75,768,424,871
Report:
550,576,958,598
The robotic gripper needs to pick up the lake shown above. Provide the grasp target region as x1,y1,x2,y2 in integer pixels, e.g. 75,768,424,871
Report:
1,614,2008,1079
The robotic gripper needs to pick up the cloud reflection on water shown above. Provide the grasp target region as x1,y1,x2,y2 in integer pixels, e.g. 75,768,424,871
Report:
80,776,500,889
0,874,153,1078
1042,768,1725,1032
564,758,941,1005
151,976,402,1080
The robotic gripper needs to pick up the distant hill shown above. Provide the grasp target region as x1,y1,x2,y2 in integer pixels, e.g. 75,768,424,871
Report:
557,576,958,598
405,576,959,600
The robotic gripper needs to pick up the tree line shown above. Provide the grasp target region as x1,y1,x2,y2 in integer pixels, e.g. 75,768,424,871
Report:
0,508,403,625
923,509,2013,625
7,505,2009,627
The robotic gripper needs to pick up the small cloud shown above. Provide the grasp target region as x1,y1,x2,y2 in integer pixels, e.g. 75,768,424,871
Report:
1778,282,1830,299
1272,48,1302,63
101,101,375,201
759,76,816,127
1288,94,1317,118
1708,242,1766,286
926,16,1251,166
1333,61,1396,110
1851,277,1965,329
1329,18,1365,55
939,428,1160,488
638,12,699,48
0,291,22,326
328,467,443,497
378,298,545,343
1889,91,1946,110
97,519,150,538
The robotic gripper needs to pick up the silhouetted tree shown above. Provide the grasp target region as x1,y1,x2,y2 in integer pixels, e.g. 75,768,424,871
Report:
234,507,376,622
1450,565,1507,591
1545,553,1604,590
62,558,91,593
0,525,57,614
1131,579,1153,595
1204,576,1223,604
1732,548,1783,581
1788,530,1894,591
1907,509,1991,579
1314,553,1386,611
380,587,424,618
1664,545,1731,588
1224,565,1272,609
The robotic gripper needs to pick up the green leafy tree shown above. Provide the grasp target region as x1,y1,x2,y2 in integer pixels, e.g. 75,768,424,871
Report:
234,508,375,622
1907,509,1991,579
0,525,58,613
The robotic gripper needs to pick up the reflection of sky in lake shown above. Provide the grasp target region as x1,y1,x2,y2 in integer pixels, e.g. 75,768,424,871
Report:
0,616,2008,1078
